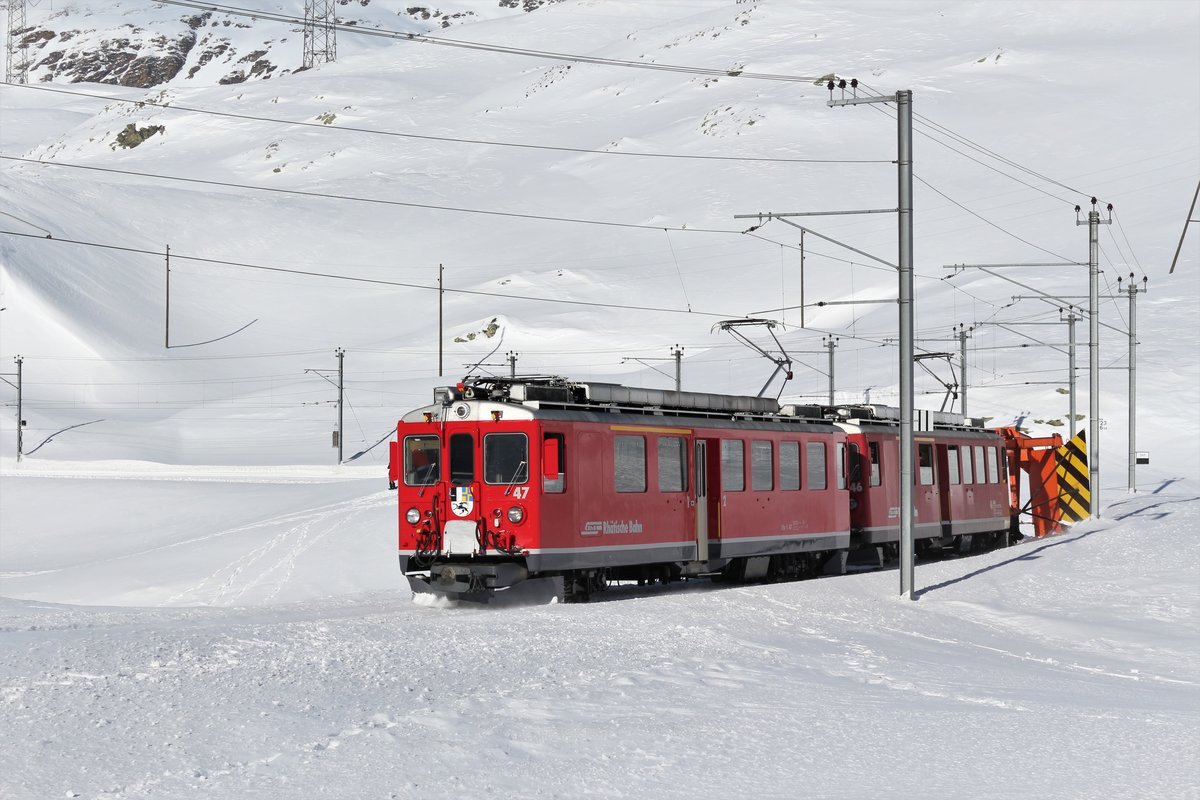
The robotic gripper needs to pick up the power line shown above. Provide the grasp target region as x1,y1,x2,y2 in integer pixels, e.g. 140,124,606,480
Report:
856,81,1093,202
18,348,334,362
745,229,1000,310
913,174,1074,262
1111,210,1146,278
0,83,889,166
0,230,925,357
1,155,742,233
909,111,1092,199
0,229,752,320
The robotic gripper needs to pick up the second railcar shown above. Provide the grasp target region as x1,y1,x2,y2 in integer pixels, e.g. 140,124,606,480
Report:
835,406,1012,555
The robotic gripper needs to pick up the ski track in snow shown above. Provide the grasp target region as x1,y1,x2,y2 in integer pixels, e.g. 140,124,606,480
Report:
167,492,391,607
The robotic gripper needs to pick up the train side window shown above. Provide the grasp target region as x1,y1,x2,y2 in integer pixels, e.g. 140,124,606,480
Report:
836,444,846,490
961,444,974,484
614,435,646,493
918,443,934,485
987,446,1000,484
751,440,773,491
449,432,475,486
947,446,961,485
806,442,827,490
974,446,986,486
658,436,688,493
721,440,745,492
543,433,565,494
868,441,881,487
780,441,801,490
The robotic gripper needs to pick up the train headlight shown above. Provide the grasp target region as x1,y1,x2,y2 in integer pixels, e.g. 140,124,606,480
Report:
406,507,421,525
507,506,525,524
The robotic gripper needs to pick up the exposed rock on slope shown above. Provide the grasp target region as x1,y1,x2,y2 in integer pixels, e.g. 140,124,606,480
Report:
12,1,566,89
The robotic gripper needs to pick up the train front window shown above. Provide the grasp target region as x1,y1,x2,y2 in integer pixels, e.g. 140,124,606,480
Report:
404,435,441,486
484,433,529,485
449,433,475,486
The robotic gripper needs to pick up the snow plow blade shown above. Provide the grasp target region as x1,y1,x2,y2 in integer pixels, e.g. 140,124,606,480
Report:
406,571,564,606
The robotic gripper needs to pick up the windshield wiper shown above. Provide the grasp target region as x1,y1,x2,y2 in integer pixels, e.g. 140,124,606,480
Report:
503,461,528,496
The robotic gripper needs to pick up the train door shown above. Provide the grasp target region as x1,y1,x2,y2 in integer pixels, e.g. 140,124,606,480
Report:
916,440,941,538
693,439,718,562
936,443,954,536
444,427,481,554
694,440,708,561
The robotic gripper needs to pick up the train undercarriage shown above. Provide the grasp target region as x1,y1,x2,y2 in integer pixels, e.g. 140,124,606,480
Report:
404,522,1022,604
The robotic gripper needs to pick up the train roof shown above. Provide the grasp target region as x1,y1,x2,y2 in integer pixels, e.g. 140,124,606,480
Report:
423,377,991,433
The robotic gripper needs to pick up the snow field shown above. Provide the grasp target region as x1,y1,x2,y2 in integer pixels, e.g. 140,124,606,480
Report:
1,471,1197,799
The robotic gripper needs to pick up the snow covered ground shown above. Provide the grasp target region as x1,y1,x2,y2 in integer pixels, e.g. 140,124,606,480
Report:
1,467,1197,799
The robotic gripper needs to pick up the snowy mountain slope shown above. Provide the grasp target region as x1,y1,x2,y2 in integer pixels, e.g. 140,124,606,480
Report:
3,0,1195,476
0,479,1196,798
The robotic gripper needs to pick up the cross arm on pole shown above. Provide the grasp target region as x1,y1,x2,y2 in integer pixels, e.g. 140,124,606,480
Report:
738,214,899,271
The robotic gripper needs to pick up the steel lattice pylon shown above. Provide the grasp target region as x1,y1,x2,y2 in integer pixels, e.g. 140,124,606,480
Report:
6,0,29,84
303,0,336,69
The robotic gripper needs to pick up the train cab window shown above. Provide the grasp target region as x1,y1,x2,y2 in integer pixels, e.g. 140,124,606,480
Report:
806,442,827,490
867,441,881,487
614,435,646,493
987,446,1000,484
543,433,565,494
483,433,528,485
403,435,441,486
918,443,934,485
836,444,846,490
449,433,475,486
974,446,987,486
751,441,773,491
947,446,961,485
721,440,745,492
780,441,801,491
961,445,974,484
658,437,688,493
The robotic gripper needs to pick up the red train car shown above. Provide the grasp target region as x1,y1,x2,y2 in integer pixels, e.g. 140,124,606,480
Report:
390,377,1014,602
834,406,1012,557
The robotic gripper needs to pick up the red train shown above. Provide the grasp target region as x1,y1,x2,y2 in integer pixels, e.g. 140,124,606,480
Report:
389,377,1015,602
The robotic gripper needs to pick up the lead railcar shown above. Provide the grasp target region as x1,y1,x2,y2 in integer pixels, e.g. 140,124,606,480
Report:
390,377,859,601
